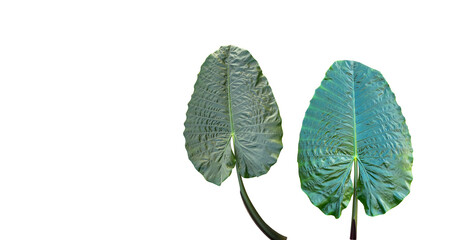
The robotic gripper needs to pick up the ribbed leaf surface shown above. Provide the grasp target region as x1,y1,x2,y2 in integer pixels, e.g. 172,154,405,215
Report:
184,46,282,185
298,60,413,218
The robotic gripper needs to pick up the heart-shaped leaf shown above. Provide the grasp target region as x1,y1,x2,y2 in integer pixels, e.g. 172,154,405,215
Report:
298,60,413,220
184,46,285,240
184,45,283,185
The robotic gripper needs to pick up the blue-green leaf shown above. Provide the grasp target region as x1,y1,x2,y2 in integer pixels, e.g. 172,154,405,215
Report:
298,60,413,218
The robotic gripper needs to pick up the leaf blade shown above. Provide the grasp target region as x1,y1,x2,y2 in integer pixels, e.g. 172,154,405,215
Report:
184,47,235,185
184,45,283,185
298,60,413,217
352,61,413,216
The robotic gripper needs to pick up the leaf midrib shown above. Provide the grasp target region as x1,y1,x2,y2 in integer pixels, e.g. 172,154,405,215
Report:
351,63,358,161
226,48,235,139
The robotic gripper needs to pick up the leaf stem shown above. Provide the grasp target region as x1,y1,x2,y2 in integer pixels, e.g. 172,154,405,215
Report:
237,172,287,240
350,157,359,240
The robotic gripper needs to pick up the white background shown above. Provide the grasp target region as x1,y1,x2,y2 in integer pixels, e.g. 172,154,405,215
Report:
1,1,449,239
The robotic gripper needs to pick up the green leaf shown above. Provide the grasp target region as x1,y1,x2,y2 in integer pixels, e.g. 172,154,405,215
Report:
184,46,286,240
184,45,283,185
298,60,413,218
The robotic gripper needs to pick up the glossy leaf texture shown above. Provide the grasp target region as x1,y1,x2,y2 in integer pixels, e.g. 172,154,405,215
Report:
184,45,283,186
298,60,413,218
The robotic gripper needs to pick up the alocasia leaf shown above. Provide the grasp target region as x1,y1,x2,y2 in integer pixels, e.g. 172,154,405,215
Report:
184,46,285,239
298,60,413,238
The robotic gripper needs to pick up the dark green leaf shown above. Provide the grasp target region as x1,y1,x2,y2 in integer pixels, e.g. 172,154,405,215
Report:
184,45,283,186
298,60,413,218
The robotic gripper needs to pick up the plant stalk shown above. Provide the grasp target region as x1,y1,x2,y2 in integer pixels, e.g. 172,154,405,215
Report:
237,172,287,240
350,157,359,240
